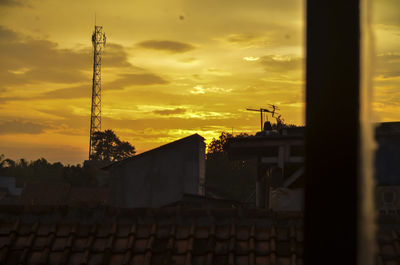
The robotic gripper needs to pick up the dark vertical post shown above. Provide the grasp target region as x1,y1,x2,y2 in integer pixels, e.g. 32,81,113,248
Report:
260,109,263,132
305,1,360,265
256,156,265,208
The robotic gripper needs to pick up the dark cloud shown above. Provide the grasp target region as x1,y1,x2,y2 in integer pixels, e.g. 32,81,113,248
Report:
0,85,89,102
227,33,261,44
106,73,168,89
180,0,302,45
0,144,87,165
0,26,20,43
376,53,400,79
227,31,299,47
0,0,28,7
102,43,135,68
39,85,90,99
153,108,186,116
0,88,7,94
375,0,400,27
137,40,195,53
0,26,134,87
184,0,301,15
34,108,88,131
0,71,168,102
179,57,197,63
102,116,245,132
259,55,303,73
0,120,50,134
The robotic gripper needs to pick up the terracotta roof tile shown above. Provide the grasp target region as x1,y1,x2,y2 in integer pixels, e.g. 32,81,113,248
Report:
255,227,270,241
193,239,208,255
215,240,229,255
0,236,9,249
36,224,54,236
27,250,42,264
131,254,145,264
109,253,124,264
277,257,291,265
194,227,209,239
255,256,268,265
114,237,129,252
47,251,62,265
52,237,67,251
276,241,291,256
156,225,170,239
5,249,23,264
72,237,87,251
255,241,270,254
88,253,103,265
75,225,90,237
0,206,304,265
116,224,131,237
93,237,108,252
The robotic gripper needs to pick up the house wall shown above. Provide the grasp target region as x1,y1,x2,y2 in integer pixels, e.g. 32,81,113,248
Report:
375,186,400,214
375,122,400,185
375,137,400,185
109,136,205,208
0,177,22,196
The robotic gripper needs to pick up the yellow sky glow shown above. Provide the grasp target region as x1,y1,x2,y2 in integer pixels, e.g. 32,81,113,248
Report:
0,0,399,164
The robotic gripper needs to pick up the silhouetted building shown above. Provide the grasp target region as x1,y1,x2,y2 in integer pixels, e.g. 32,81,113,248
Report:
0,177,22,205
375,122,400,214
375,122,400,185
227,127,305,211
105,134,206,208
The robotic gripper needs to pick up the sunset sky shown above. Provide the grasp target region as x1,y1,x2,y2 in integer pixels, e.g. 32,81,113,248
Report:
0,0,399,164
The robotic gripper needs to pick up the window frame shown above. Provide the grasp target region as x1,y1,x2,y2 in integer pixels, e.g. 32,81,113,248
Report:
304,1,361,264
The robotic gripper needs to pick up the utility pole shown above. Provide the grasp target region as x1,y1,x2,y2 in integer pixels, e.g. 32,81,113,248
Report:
89,25,106,159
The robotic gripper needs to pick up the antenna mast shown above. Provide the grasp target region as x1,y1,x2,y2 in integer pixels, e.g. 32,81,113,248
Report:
89,24,106,159
246,104,280,131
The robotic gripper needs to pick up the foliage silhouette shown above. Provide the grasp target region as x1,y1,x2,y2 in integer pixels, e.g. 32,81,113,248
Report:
90,129,136,162
0,155,95,187
205,119,297,201
205,132,255,201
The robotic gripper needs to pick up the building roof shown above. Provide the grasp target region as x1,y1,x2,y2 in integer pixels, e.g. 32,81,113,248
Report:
376,122,400,138
103,134,205,170
0,205,303,265
226,134,304,159
68,188,110,207
0,205,399,264
376,215,400,265
163,193,245,208
20,183,109,207
21,183,70,206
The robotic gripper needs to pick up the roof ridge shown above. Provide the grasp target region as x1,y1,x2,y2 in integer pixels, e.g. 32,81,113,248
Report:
103,133,205,170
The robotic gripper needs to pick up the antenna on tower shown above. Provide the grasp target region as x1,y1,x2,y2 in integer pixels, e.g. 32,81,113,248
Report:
89,24,106,160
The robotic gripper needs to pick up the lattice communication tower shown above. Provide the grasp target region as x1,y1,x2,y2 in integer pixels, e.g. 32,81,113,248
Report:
89,25,106,159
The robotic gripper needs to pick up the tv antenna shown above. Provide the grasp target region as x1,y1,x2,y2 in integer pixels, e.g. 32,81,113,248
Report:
246,104,281,131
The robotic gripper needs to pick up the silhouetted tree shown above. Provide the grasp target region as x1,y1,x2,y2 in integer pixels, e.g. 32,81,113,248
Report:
206,121,298,201
206,132,250,158
90,129,136,162
205,132,255,201
206,132,232,158
271,115,297,130
0,156,96,187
